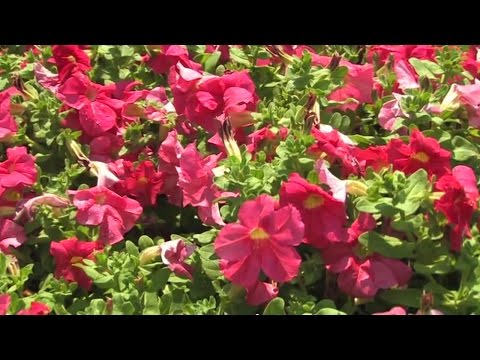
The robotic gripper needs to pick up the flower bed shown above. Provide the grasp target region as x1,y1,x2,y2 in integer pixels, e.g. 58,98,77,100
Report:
0,45,479,315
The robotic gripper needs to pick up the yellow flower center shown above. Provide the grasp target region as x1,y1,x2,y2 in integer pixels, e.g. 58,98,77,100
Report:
412,151,429,163
95,193,107,205
303,194,325,209
250,227,269,244
70,256,83,264
137,176,149,185
67,55,76,63
3,189,21,202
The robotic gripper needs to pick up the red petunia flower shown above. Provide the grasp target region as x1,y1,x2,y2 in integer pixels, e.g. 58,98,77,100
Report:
146,45,202,75
177,143,234,226
246,126,289,161
450,80,480,128
435,165,479,252
70,186,143,245
50,238,102,291
114,160,163,207
309,126,358,176
215,194,304,288
386,129,451,178
51,45,91,72
0,147,37,198
351,145,389,175
279,173,347,249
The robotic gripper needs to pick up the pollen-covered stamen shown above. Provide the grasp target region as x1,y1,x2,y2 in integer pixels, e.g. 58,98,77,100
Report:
137,176,149,185
250,227,269,247
85,87,97,101
95,193,107,205
3,189,21,202
303,194,325,209
70,256,83,264
412,151,429,163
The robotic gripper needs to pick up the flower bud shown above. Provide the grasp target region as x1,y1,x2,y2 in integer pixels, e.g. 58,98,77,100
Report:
139,245,161,266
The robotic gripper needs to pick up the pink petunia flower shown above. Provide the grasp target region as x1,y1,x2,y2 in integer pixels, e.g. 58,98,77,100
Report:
322,213,412,298
435,165,479,252
70,186,143,245
0,294,11,315
0,147,37,198
215,194,304,288
160,239,196,279
0,218,27,253
0,87,22,142
246,281,279,306
17,301,50,315
157,130,184,207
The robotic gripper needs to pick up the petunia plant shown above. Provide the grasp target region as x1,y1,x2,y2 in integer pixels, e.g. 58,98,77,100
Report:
1,44,480,315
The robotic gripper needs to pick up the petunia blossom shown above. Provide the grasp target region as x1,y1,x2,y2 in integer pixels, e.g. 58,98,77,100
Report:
70,186,143,245
215,194,304,288
279,173,348,248
0,146,37,198
160,239,196,279
435,165,479,252
386,129,451,178
50,238,101,291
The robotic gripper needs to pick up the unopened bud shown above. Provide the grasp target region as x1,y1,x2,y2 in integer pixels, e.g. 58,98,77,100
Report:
327,54,342,71
440,84,460,112
429,192,445,201
220,117,242,161
346,180,368,196
66,138,89,162
139,245,161,266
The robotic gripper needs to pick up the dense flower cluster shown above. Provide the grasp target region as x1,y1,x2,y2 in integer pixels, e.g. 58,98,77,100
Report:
1,44,480,315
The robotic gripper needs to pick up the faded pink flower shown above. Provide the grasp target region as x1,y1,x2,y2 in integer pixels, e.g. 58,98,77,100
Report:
160,239,196,279
70,186,143,245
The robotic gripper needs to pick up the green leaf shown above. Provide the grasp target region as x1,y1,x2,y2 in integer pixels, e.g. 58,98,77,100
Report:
204,51,221,74
409,58,444,80
451,136,479,161
358,231,414,258
356,198,394,215
94,275,115,289
393,169,428,215
230,47,250,66
149,267,171,292
193,229,218,245
379,288,423,308
263,298,286,315
125,241,139,257
143,292,160,315
0,253,8,276
315,308,346,315
139,235,154,250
